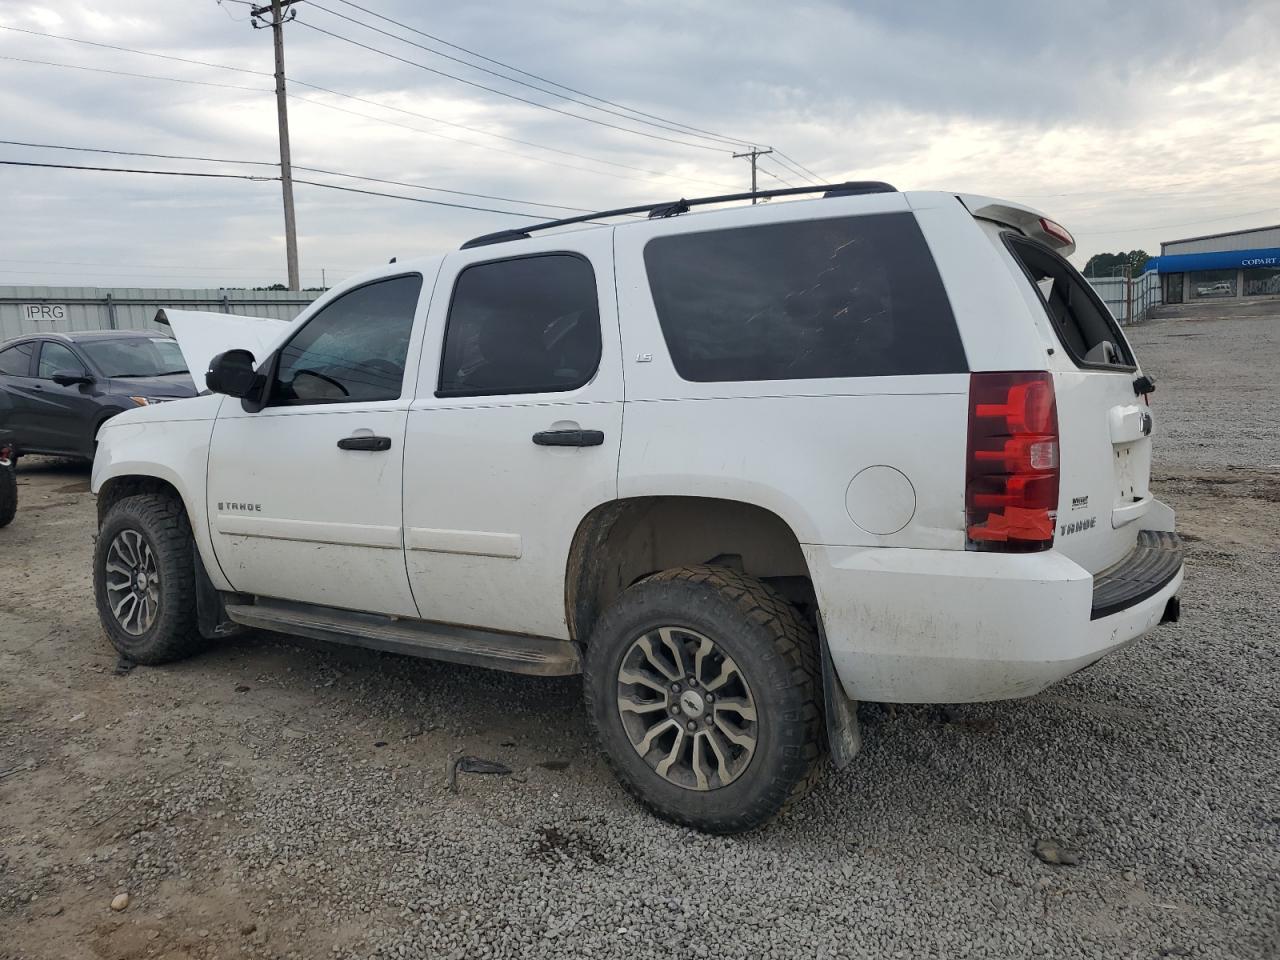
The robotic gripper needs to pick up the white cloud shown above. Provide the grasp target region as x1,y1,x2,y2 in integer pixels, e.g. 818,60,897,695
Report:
0,0,1277,286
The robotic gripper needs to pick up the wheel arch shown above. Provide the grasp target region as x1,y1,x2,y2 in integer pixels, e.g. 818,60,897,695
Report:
564,495,816,646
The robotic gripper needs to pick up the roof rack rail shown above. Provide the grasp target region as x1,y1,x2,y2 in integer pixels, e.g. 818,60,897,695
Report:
460,181,898,249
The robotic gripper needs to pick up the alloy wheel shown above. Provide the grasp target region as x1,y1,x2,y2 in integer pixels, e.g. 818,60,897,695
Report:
103,529,161,636
615,626,758,791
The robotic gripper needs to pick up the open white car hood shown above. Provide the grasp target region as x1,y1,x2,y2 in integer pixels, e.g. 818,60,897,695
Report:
155,309,292,390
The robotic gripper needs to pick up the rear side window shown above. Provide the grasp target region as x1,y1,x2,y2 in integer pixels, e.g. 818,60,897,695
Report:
643,212,966,382
1005,235,1136,369
438,253,601,397
0,342,35,377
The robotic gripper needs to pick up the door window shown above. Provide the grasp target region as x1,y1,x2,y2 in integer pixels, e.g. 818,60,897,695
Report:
37,341,85,379
270,274,423,406
437,254,601,397
0,342,34,377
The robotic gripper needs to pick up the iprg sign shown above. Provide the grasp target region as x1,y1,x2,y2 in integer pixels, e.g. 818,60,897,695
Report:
23,304,68,321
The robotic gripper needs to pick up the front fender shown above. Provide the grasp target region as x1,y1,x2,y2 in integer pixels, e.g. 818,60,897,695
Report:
92,395,229,591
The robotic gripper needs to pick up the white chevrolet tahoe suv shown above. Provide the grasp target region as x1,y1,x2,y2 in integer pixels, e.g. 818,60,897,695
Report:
91,183,1184,833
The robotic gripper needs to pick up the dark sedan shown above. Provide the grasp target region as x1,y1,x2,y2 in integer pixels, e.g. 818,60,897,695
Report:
0,330,196,461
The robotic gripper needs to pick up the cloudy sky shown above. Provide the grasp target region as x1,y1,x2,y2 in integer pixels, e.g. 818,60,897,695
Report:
1,0,1279,289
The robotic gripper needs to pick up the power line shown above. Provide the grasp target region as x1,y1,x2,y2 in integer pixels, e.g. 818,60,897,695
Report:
0,25,271,77
305,0,753,152
0,32,736,189
773,149,826,183
0,140,599,210
0,55,268,92
769,153,821,185
292,19,731,154
0,157,561,218
1075,208,1280,237
0,139,276,168
285,91,737,189
0,159,274,181
2,19,829,189
326,0,789,157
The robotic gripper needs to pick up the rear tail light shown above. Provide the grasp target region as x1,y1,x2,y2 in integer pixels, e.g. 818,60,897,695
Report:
965,371,1059,551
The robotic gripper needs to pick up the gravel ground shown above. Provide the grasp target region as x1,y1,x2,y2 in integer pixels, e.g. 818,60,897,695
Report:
1,310,1278,960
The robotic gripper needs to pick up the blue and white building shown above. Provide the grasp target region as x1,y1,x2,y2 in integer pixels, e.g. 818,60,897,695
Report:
1152,224,1280,305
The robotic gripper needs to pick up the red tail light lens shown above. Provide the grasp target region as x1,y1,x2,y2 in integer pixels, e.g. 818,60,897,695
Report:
966,371,1059,551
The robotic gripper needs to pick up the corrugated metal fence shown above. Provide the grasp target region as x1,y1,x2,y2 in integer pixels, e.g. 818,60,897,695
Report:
0,286,317,341
1085,270,1162,325
2,271,1160,343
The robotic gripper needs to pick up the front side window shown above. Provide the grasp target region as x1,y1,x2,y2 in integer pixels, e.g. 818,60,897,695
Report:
0,342,34,377
438,254,601,397
38,341,85,379
270,274,422,406
80,337,189,378
643,213,967,382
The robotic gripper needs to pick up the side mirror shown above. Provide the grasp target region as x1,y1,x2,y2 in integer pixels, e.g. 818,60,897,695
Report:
51,370,93,386
206,349,262,399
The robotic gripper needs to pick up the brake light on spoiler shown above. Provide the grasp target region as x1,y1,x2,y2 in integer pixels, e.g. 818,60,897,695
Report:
965,371,1060,551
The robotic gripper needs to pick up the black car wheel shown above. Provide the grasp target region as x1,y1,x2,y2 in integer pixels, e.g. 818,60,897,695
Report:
584,565,823,834
93,493,204,664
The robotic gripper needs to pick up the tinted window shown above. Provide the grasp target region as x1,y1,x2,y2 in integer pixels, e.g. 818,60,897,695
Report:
38,341,85,379
271,274,422,405
80,337,189,378
643,213,966,382
438,254,601,397
0,342,34,377
1006,235,1135,369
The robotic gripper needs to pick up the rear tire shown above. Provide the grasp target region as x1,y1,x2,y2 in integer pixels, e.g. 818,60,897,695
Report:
93,493,203,664
0,464,15,528
583,564,823,834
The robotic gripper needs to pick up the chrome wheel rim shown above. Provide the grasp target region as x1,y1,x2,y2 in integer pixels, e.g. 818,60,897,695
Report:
616,626,758,791
104,529,160,636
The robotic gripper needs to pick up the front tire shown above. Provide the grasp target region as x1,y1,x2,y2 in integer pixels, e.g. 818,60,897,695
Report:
583,565,823,833
93,493,203,664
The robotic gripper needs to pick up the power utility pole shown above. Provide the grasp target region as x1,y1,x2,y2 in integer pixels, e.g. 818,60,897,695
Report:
251,0,300,291
732,147,773,203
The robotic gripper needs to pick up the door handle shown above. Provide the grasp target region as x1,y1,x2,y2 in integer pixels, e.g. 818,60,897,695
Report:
337,435,392,451
532,429,604,447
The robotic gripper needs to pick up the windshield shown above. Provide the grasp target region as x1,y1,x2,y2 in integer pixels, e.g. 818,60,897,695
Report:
80,337,189,378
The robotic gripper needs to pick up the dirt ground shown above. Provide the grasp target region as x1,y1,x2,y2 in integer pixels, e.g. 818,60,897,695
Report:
1,312,1277,960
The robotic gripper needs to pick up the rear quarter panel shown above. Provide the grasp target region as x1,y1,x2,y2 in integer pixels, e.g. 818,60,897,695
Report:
613,195,971,549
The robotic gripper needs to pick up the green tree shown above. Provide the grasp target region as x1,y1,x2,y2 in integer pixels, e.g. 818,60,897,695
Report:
1084,250,1151,277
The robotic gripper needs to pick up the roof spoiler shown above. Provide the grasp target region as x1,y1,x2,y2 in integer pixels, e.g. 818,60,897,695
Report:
957,194,1076,257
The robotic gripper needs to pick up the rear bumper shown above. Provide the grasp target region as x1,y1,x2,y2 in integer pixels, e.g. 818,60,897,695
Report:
806,528,1184,704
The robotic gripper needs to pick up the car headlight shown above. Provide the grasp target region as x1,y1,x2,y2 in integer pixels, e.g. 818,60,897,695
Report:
128,396,176,406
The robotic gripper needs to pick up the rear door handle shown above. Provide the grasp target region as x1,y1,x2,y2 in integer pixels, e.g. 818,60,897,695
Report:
532,429,604,447
337,435,392,451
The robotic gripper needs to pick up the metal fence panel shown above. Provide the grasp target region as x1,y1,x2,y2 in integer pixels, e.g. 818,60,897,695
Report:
1085,270,1161,325
0,286,318,341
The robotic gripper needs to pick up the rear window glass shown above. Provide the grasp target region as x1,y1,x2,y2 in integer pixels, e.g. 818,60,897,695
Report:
642,212,966,382
1005,235,1136,369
